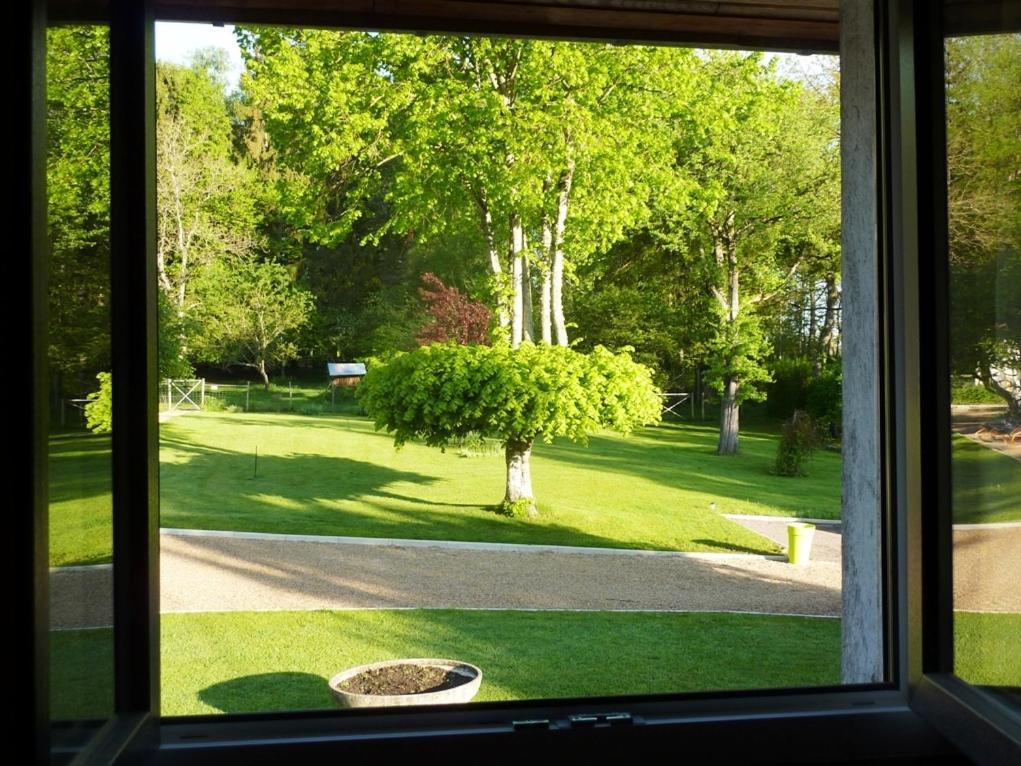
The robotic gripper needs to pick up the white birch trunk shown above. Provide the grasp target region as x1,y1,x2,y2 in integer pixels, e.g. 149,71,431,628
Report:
540,179,554,344
510,215,525,348
522,233,534,343
552,160,575,347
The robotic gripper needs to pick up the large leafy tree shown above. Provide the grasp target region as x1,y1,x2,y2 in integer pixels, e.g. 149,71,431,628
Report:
47,28,204,405
655,53,840,454
237,30,688,349
946,34,1021,417
156,53,263,363
47,26,113,397
358,343,661,517
192,257,315,389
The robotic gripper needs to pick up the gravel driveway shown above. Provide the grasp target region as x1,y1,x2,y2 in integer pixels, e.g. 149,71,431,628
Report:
49,522,1017,630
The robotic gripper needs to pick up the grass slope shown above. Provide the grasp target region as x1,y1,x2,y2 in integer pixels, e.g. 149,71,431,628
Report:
49,431,113,567
158,610,841,716
951,436,1021,524
159,412,843,553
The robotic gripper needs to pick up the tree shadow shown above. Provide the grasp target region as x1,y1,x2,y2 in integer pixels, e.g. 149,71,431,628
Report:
534,422,842,520
49,430,112,505
168,606,842,715
690,538,781,554
160,431,748,552
198,672,332,714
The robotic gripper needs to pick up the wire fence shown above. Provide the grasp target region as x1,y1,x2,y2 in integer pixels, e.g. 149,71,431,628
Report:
159,379,362,415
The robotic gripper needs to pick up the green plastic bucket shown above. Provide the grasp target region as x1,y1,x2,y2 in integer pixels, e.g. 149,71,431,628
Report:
787,522,816,565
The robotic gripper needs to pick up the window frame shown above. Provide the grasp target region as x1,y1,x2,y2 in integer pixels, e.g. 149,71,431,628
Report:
25,0,1021,763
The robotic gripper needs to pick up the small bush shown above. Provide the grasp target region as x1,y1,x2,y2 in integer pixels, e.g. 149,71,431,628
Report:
951,379,1003,405
85,372,113,433
203,397,228,412
774,410,818,477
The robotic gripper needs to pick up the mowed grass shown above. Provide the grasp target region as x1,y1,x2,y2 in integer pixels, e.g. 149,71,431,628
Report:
159,610,841,716
952,436,1021,524
954,611,1021,688
49,430,112,567
50,609,1019,720
47,413,1020,567
158,412,845,553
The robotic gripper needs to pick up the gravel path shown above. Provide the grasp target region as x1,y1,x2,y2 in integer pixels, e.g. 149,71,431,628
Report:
49,523,1017,631
157,532,841,617
951,404,1021,462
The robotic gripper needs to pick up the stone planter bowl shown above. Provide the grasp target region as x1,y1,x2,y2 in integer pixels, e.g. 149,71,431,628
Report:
329,658,482,708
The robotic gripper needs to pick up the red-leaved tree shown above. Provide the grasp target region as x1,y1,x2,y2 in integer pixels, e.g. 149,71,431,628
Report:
416,273,492,346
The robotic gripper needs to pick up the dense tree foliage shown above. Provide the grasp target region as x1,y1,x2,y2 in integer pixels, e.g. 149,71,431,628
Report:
47,27,112,400
651,52,840,454
946,34,1021,417
358,343,661,515
49,26,847,452
192,257,315,389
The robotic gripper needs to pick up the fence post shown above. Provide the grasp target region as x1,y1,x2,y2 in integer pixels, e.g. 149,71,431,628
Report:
200,378,205,409
331,384,336,412
289,380,293,411
167,379,172,413
245,381,250,412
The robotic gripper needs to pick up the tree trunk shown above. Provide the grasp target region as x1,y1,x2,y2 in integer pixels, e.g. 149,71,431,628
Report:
552,160,574,347
819,274,840,361
717,378,740,455
540,196,553,344
540,270,552,344
510,214,525,347
808,281,818,363
985,363,1021,420
478,189,510,337
521,237,534,343
503,439,537,517
258,359,270,391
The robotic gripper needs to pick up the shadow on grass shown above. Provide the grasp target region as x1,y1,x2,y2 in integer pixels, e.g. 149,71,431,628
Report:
199,672,333,714
165,610,841,715
159,415,787,553
50,627,114,721
535,422,842,520
49,430,112,506
950,436,1021,523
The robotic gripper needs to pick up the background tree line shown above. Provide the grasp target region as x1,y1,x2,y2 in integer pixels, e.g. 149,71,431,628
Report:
52,26,871,453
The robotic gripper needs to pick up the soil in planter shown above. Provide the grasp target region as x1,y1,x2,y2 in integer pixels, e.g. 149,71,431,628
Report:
339,664,473,696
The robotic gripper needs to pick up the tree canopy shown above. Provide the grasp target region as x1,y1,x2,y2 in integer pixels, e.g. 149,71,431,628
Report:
358,343,661,515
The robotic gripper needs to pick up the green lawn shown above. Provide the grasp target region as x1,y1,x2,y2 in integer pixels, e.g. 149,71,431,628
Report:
51,414,1020,568
50,609,1019,720
49,430,112,567
954,611,1021,688
159,610,841,716
158,412,846,554
952,436,1021,524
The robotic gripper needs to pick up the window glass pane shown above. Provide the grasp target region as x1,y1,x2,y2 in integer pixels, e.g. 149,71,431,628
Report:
945,31,1021,704
156,23,856,715
47,23,115,762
